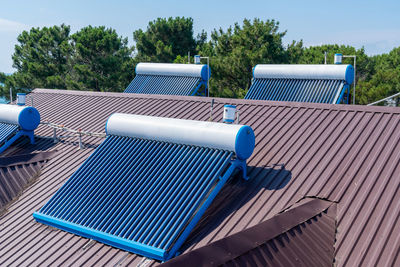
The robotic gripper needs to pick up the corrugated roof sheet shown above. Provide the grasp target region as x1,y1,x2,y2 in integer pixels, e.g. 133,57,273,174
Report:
0,152,54,213
0,89,399,266
161,198,336,267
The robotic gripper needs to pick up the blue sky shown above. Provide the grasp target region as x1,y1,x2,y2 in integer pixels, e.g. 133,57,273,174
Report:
1,0,399,73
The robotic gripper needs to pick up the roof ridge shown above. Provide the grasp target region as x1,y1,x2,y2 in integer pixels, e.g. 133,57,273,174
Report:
31,88,400,114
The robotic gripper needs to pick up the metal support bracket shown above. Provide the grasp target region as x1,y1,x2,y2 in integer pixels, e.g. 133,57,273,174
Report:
0,130,35,154
336,84,350,104
167,158,249,259
191,80,208,96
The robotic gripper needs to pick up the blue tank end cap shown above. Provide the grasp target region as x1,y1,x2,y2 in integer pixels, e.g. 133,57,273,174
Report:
235,125,255,160
345,64,354,85
18,106,40,131
201,65,211,81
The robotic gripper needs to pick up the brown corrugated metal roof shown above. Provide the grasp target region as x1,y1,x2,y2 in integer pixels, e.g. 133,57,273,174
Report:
0,89,399,266
161,198,336,267
0,152,55,213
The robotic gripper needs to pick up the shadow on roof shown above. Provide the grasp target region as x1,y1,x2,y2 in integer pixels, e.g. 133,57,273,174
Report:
181,164,292,251
2,137,57,157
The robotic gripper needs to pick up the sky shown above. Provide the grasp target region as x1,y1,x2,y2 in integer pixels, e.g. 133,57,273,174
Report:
1,0,399,73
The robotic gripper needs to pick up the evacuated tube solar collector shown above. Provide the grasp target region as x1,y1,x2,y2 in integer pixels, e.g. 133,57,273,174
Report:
34,114,255,261
246,64,354,103
124,63,211,96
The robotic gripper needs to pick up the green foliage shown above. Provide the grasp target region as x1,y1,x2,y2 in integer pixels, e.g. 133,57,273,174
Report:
2,17,400,105
0,72,6,84
67,26,134,92
133,17,201,63
0,72,6,98
10,24,71,91
357,47,400,104
2,24,134,96
200,18,290,98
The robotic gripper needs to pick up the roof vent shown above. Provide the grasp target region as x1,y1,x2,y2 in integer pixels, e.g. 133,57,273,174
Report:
334,53,343,64
17,93,26,106
223,105,236,124
194,55,201,64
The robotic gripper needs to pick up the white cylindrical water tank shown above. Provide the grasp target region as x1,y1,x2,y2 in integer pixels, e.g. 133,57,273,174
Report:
0,104,40,131
135,62,211,81
17,93,26,106
334,53,343,64
223,105,236,124
106,113,255,160
253,64,354,85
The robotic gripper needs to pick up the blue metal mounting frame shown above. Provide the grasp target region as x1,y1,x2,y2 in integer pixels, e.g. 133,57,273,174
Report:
0,130,35,154
33,212,167,259
336,84,350,104
33,157,247,261
166,158,247,260
191,80,208,96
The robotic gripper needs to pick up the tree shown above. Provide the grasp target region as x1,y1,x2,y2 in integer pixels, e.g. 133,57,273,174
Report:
356,46,400,105
200,18,289,98
10,24,71,91
133,17,200,63
0,72,6,98
67,26,134,92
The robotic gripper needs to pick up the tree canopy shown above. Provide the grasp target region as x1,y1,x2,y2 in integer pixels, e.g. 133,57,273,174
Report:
67,26,133,92
133,17,203,63
9,24,71,91
200,19,291,98
356,47,400,104
1,17,399,106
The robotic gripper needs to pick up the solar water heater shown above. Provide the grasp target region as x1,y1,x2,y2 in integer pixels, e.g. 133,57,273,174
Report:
0,104,40,154
124,63,210,96
245,64,354,104
34,114,255,261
